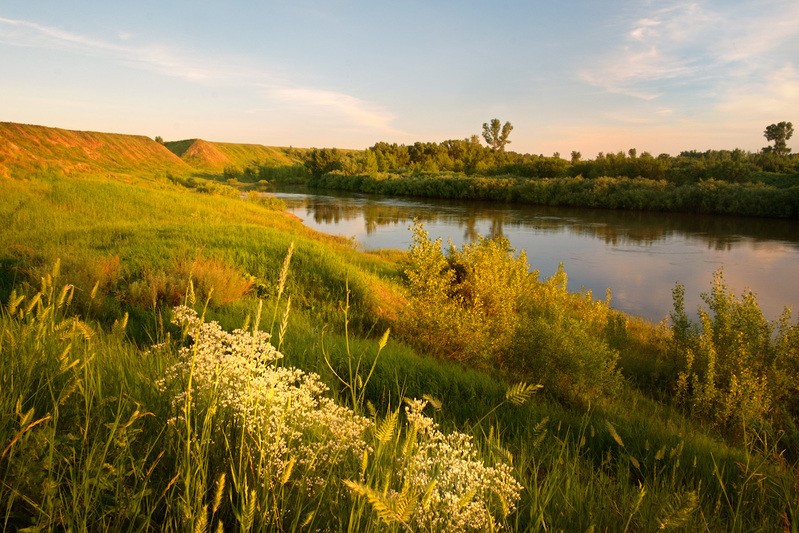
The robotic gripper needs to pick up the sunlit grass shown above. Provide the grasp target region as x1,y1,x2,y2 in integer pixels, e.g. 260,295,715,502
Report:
2,168,799,531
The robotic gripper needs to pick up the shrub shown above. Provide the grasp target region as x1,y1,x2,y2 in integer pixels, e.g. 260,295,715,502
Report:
507,265,623,404
400,222,530,367
671,270,799,443
508,312,622,405
125,257,252,309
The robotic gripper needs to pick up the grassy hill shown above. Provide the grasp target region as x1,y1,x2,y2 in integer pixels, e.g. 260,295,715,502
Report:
0,122,305,180
0,122,192,179
1,121,798,531
164,138,304,173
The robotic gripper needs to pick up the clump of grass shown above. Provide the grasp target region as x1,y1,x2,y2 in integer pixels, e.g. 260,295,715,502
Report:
0,262,162,531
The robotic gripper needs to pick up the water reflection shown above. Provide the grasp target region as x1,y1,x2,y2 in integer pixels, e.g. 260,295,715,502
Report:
274,189,799,323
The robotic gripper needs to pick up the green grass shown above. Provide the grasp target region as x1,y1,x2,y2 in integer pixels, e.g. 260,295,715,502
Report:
3,277,795,531
164,138,305,174
2,155,799,530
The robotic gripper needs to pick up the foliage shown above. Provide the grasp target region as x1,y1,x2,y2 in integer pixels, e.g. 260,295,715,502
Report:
400,222,530,367
671,270,799,439
0,264,156,531
3,255,799,531
507,265,624,404
348,398,523,532
482,118,514,152
5,130,799,530
763,121,794,156
400,222,623,404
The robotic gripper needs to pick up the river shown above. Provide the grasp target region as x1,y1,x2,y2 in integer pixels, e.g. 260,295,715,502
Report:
273,188,799,323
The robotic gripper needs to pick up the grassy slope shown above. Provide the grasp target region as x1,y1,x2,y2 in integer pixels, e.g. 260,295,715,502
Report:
1,122,797,531
3,171,786,530
164,138,305,173
0,122,192,179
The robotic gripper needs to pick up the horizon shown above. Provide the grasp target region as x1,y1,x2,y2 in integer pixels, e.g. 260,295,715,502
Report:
1,2,797,156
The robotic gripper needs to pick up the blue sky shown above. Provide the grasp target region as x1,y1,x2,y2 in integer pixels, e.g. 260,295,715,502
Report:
2,1,797,156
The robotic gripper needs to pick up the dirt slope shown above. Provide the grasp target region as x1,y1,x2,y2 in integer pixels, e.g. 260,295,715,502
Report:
0,122,192,179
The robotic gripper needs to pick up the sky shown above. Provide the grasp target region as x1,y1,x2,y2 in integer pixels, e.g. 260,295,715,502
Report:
2,1,798,157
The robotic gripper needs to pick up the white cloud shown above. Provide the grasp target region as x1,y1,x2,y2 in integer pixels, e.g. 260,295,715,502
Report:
629,18,660,41
716,63,799,120
579,1,799,104
269,87,403,136
0,16,402,137
0,16,221,82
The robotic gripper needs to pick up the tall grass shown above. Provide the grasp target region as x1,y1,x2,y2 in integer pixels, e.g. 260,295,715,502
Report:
3,169,799,530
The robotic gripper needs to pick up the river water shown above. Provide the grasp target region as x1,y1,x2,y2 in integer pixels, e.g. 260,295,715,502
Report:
273,189,799,323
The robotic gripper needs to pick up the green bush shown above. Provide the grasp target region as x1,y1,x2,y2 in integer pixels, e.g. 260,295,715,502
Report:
400,222,529,367
671,271,799,446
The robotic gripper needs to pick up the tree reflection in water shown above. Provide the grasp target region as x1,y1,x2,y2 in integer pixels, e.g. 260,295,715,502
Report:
274,189,799,322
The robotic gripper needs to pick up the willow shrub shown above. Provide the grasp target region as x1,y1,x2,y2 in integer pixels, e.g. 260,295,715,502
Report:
507,266,623,404
400,222,529,367
401,222,623,403
672,270,799,447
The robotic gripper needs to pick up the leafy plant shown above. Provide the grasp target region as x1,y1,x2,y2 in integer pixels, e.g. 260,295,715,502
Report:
400,221,530,367
672,270,799,441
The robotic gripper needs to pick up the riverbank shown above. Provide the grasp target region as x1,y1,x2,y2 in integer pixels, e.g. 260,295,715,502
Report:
273,187,799,323
302,171,799,218
2,167,799,530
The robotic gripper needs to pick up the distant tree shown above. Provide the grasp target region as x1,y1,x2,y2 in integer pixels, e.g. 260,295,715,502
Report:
763,121,793,156
154,135,164,144
570,151,581,164
304,147,346,176
482,119,513,152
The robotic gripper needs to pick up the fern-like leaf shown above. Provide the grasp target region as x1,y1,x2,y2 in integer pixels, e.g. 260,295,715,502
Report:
344,480,415,527
422,393,442,410
375,409,399,443
505,382,542,405
605,420,625,448
658,490,698,530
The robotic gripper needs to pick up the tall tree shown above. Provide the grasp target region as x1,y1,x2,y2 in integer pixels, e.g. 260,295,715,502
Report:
763,121,793,156
482,119,513,152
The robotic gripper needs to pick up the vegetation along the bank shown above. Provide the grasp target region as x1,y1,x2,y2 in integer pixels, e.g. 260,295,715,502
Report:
1,120,799,531
232,120,799,218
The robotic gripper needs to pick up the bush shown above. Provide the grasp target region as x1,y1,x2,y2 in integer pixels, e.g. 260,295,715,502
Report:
508,313,622,405
671,271,799,445
400,222,530,367
507,266,623,404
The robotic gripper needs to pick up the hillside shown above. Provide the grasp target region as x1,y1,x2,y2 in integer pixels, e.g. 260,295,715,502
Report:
0,122,192,179
2,120,799,531
165,138,304,173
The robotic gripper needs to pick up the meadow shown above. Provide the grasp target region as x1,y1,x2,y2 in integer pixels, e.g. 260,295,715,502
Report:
2,124,799,531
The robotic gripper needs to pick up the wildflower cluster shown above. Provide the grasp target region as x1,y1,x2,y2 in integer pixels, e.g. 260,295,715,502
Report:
401,398,523,531
162,306,371,493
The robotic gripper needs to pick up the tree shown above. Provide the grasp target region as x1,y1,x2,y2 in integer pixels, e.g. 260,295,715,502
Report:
482,119,513,152
763,121,793,156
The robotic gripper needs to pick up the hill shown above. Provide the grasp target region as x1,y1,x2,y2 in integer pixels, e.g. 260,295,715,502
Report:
164,138,304,173
2,120,798,531
0,122,192,179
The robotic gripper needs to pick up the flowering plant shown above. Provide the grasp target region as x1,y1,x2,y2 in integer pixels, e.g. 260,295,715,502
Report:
161,306,371,494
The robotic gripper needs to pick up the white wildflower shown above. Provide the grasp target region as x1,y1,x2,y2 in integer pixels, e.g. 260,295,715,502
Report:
400,398,523,531
161,306,372,494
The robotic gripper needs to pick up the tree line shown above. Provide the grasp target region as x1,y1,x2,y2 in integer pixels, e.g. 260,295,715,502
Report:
295,120,797,183
217,119,798,218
